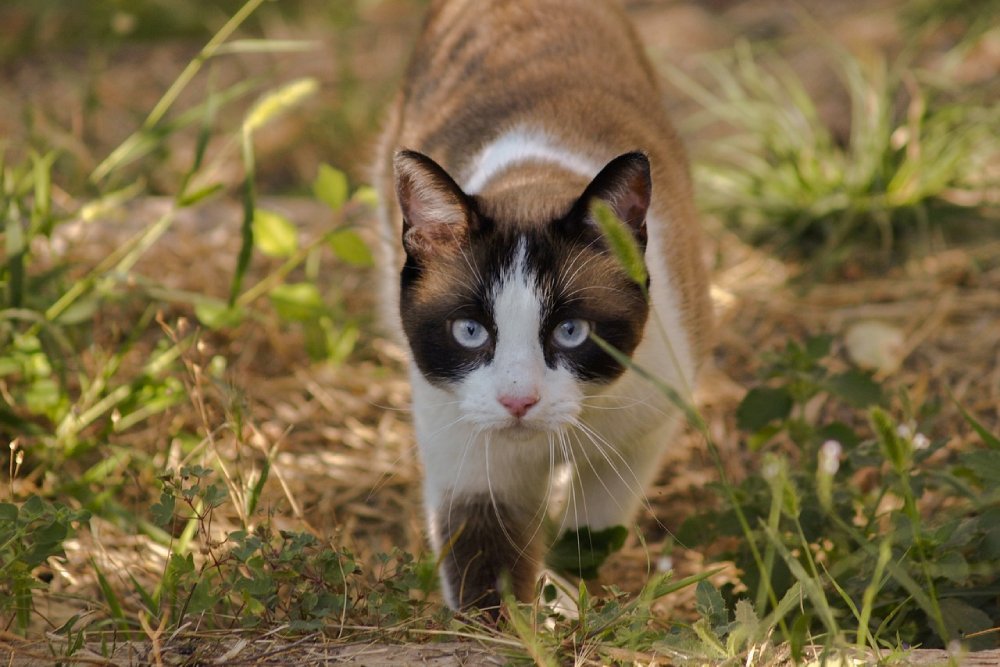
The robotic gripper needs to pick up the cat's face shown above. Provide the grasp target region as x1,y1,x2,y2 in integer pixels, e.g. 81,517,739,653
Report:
395,151,651,435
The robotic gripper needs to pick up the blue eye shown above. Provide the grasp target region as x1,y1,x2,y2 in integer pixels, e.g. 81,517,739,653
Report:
552,319,590,349
451,319,490,349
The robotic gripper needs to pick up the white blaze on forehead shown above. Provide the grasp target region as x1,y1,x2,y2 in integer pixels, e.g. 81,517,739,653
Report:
463,126,601,194
491,239,546,394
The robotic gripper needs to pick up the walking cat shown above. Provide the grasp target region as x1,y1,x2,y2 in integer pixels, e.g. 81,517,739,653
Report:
373,0,712,612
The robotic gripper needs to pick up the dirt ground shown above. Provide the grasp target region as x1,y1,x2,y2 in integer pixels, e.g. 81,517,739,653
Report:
1,0,998,663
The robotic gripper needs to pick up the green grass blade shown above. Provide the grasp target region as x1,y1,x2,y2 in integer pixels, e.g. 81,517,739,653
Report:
230,127,256,306
93,559,131,636
4,200,25,309
91,0,268,183
957,402,1000,450
760,523,840,641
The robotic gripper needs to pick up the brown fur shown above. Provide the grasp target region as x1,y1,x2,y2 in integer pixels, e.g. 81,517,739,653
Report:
374,0,714,611
439,496,540,614
375,0,712,361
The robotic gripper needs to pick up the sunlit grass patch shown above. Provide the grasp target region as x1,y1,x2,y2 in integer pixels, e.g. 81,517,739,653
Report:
670,40,1000,270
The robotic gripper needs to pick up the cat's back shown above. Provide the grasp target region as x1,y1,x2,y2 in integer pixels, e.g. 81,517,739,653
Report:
376,0,712,362
395,0,667,170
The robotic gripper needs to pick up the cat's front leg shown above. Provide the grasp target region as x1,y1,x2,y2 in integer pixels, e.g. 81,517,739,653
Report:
430,494,543,614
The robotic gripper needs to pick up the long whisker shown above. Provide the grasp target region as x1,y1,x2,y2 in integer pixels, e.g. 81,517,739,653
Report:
446,424,481,554
559,235,607,288
484,433,529,561
556,428,589,572
513,434,557,561
568,425,630,520
573,421,670,535
560,284,637,301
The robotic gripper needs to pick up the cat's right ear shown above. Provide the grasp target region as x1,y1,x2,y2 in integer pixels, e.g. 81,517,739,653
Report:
394,150,474,261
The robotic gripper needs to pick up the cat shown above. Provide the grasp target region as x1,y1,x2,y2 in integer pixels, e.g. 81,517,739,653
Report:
373,0,712,613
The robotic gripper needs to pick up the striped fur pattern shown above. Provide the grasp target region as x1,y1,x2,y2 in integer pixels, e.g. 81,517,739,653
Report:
373,0,712,613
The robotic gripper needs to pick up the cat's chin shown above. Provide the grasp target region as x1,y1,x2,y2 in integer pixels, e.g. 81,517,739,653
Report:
477,417,570,442
494,422,544,441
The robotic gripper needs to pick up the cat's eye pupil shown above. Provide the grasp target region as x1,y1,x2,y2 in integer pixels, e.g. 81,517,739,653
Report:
451,319,489,349
552,319,590,349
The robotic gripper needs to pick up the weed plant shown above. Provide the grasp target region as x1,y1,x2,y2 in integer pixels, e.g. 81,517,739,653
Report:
680,336,1000,654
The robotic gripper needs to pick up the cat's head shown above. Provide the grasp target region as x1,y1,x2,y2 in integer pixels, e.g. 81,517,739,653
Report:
394,150,651,434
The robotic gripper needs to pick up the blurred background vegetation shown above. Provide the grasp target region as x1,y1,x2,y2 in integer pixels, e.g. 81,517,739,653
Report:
0,0,428,194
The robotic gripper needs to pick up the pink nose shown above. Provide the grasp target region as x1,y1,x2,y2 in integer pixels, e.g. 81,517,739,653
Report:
499,394,539,418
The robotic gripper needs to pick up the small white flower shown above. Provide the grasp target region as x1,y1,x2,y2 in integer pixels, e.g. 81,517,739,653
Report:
657,556,673,573
896,423,913,439
820,440,842,475
912,433,930,450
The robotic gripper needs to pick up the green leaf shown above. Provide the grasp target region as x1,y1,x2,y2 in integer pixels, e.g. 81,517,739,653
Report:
24,378,62,414
246,458,270,517
0,503,18,522
150,492,176,528
747,423,783,451
194,300,245,330
825,369,882,407
938,598,994,650
93,561,126,625
804,334,833,361
957,403,1000,450
736,386,793,432
546,525,628,579
958,450,1000,486
329,229,373,267
789,613,811,663
935,551,970,585
178,182,224,207
695,580,728,629
590,200,647,285
314,164,349,211
231,115,258,306
186,576,217,615
269,282,325,322
52,293,100,325
817,421,861,449
252,208,298,257
733,598,759,637
350,185,379,209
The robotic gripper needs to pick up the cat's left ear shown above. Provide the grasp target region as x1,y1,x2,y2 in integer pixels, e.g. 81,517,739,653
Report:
394,150,474,261
575,152,651,246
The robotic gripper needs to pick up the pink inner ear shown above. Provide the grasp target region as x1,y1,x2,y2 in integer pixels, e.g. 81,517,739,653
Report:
614,184,650,229
614,161,652,229
394,151,470,232
580,152,652,239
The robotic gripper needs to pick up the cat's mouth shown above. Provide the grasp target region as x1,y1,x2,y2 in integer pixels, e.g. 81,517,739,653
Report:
498,420,542,435
484,414,571,440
